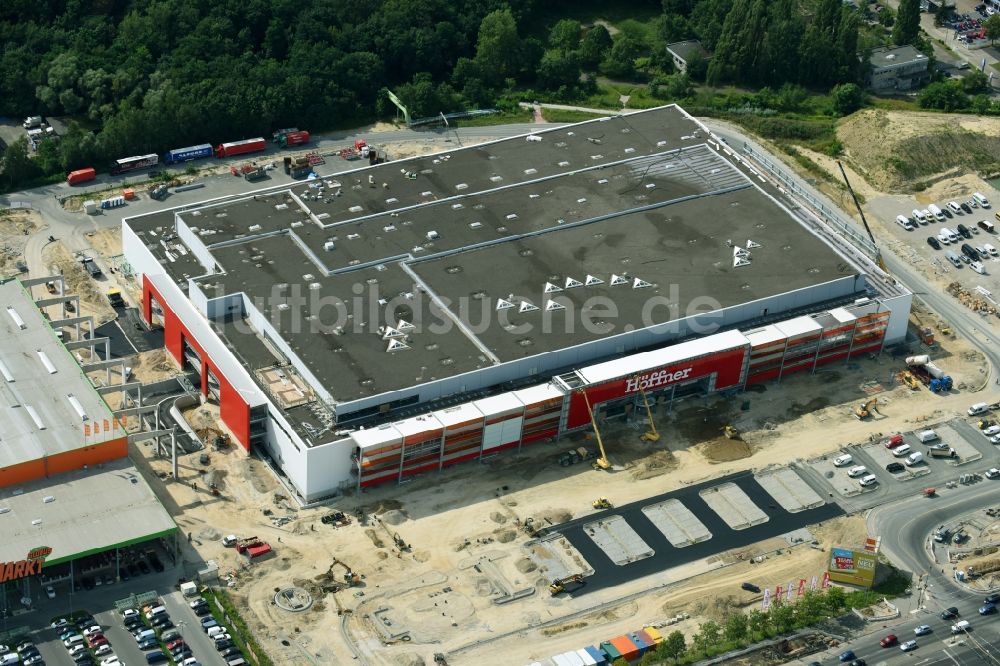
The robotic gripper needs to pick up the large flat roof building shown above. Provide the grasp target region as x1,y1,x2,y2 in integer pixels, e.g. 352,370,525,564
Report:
122,105,911,502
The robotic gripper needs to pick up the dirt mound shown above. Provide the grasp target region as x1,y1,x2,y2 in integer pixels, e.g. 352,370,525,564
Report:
515,558,537,573
490,511,507,524
631,449,678,480
381,509,408,526
838,109,1000,192
392,653,425,666
699,438,752,463
371,499,403,514
495,529,517,543
542,509,572,525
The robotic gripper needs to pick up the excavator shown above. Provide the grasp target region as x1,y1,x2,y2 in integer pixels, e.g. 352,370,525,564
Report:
549,573,585,595
330,558,361,586
581,392,611,471
854,398,879,420
721,425,740,440
592,497,612,510
898,371,920,391
636,384,660,443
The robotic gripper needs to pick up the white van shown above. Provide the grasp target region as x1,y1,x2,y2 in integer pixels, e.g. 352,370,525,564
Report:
928,204,945,220
951,619,971,633
134,629,156,643
948,201,963,214
974,192,991,208
895,214,913,230
207,626,226,638
972,261,987,274
985,243,998,257
969,403,990,415
937,231,952,245
0,654,19,666
981,219,996,233
145,605,166,620
833,453,853,467
906,451,924,466
917,429,939,443
913,209,928,224
942,227,960,242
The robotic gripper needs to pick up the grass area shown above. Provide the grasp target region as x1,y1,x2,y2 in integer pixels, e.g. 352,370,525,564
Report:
540,108,611,123
201,588,273,666
448,108,533,127
869,97,920,111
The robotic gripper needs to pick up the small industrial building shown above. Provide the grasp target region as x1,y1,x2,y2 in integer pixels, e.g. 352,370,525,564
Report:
0,279,176,608
121,105,911,502
866,45,931,93
666,40,711,74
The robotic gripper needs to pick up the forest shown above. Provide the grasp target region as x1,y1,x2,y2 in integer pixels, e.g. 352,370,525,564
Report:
0,0,912,187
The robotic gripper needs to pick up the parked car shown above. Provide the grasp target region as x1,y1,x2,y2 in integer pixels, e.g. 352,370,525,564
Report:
927,236,941,250
886,462,905,473
847,465,867,478
980,602,996,615
838,650,856,662
741,582,761,593
859,474,878,487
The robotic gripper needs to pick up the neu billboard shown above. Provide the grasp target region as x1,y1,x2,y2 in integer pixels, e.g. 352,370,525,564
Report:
566,347,747,429
828,547,877,588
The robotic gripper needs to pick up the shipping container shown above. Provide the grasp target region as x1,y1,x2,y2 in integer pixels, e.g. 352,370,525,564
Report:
111,153,159,175
627,632,649,656
67,168,96,185
582,647,606,665
641,628,663,645
214,138,267,159
553,652,584,666
575,648,598,666
637,629,660,647
599,642,621,663
278,130,310,147
164,143,213,164
609,636,640,662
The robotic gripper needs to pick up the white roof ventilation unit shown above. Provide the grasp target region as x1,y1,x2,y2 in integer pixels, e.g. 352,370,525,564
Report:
746,239,761,249
6,307,26,330
610,274,628,286
733,255,752,268
518,300,539,313
733,246,750,258
543,282,563,294
386,339,410,352
495,298,515,311
66,394,88,421
396,319,415,332
37,351,57,374
564,277,583,289
380,326,404,340
545,300,565,312
632,278,652,289
585,275,604,286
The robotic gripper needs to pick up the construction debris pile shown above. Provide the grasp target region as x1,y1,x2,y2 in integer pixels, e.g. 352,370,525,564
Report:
947,281,999,315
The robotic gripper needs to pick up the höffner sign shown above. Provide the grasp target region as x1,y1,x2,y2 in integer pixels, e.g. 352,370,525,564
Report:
625,367,694,393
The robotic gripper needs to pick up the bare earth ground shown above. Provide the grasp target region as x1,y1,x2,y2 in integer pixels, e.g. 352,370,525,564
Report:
0,209,41,275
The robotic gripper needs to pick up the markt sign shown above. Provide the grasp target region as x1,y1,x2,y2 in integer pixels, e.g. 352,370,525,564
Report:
0,546,52,583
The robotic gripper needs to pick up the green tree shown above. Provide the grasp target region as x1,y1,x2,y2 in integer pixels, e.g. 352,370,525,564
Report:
537,50,581,92
962,69,989,94
797,589,828,623
879,5,896,27
723,612,748,643
692,620,722,656
661,72,694,98
770,601,795,633
831,82,864,115
747,608,769,639
893,0,921,45
972,93,992,114
824,586,847,612
918,79,970,110
660,630,686,660
579,24,613,71
474,9,522,87
602,36,642,79
549,19,581,53
1,137,42,187
987,14,1000,45
395,72,458,118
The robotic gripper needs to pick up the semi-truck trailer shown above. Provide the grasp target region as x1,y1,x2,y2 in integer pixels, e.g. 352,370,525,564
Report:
67,168,96,185
164,143,213,164
214,138,267,159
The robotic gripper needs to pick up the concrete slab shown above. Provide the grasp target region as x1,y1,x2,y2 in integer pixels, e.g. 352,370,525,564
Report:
699,482,769,530
936,424,984,465
755,469,825,512
641,499,712,547
526,534,595,581
808,455,867,497
582,515,655,566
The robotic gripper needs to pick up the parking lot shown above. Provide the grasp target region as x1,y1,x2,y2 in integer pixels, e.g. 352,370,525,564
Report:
872,184,1000,294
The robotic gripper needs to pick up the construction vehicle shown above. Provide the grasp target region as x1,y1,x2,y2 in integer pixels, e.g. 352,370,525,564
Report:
906,355,953,393
244,166,266,181
929,446,957,459
320,511,352,527
721,425,740,439
234,536,262,553
979,419,995,430
558,447,594,466
581,392,610,471
149,183,169,200
331,558,361,586
549,574,585,595
854,398,879,420
592,497,612,510
106,289,125,308
392,532,411,551
636,384,660,442
898,371,920,390
837,161,888,273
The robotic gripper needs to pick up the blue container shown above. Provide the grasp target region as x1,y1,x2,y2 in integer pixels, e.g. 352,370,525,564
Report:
164,143,213,164
628,632,649,656
584,646,607,665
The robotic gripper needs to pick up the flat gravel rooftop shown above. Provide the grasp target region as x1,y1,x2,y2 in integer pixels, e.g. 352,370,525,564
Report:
127,105,859,406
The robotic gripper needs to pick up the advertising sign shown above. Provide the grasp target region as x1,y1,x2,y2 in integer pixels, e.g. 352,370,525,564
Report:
761,587,771,610
566,347,747,428
797,578,807,597
828,547,877,587
0,545,52,583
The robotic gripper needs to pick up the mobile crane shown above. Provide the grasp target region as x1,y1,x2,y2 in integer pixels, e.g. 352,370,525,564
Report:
549,573,585,595
636,384,660,442
581,391,611,470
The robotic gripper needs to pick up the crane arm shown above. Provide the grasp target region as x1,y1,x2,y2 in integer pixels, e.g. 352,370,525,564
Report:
581,391,610,467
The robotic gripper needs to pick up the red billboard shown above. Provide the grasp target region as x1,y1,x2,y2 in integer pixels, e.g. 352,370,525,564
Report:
567,347,747,428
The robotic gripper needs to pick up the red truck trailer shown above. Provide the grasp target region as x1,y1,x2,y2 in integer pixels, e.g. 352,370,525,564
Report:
214,138,267,159
67,168,96,185
245,543,272,559
279,130,310,148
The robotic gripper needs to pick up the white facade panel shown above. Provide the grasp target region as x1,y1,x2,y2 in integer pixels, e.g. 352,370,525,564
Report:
434,402,484,428
500,417,524,444
775,316,822,338
352,425,402,451
473,392,524,418
482,422,504,451
512,382,565,406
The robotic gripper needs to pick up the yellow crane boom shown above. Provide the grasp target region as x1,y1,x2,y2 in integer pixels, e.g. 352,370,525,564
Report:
636,383,660,442
581,391,610,470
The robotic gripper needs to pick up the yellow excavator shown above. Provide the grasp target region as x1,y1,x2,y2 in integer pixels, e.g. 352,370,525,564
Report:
898,371,920,391
592,497,612,510
331,558,361,586
581,392,611,470
549,573,585,595
854,398,879,420
636,384,660,443
721,425,740,440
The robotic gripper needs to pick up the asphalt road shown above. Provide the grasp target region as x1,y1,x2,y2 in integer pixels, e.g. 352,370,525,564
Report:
557,470,843,597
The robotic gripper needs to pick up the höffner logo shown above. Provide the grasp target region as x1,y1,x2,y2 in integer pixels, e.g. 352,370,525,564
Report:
625,367,694,393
